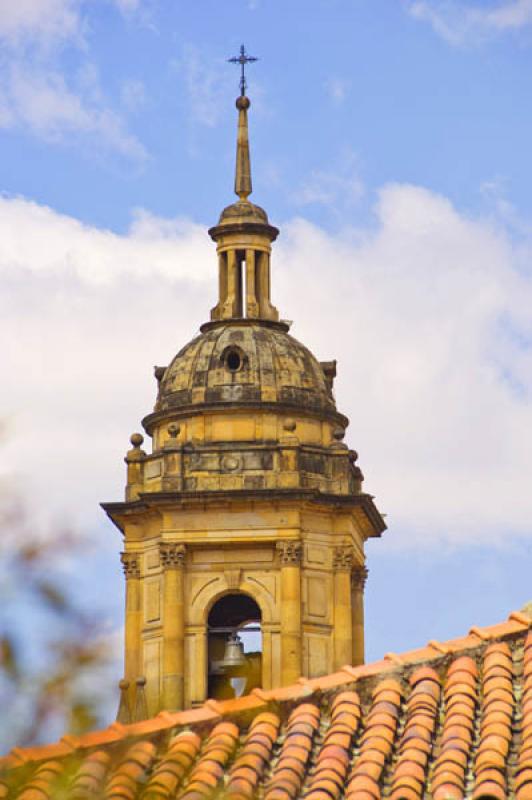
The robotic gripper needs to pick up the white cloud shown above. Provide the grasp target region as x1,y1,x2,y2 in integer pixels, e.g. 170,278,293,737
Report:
0,0,81,46
177,44,233,128
325,77,349,105
113,0,140,12
0,1,147,160
2,187,532,550
0,0,142,45
120,78,146,113
294,150,365,210
409,0,532,45
0,65,147,159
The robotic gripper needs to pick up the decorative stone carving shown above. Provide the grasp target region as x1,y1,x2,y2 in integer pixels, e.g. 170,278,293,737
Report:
224,568,242,590
159,542,186,569
277,540,302,565
333,545,355,571
121,551,140,579
351,564,369,591
221,454,242,472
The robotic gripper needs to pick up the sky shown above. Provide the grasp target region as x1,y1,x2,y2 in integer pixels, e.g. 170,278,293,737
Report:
2,0,532,728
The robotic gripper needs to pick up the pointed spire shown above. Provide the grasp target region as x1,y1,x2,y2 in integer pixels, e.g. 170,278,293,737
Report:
228,45,257,202
234,95,252,201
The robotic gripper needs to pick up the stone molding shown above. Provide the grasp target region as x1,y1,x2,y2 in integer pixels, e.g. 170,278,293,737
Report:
159,542,187,569
351,564,369,592
120,551,141,580
333,545,356,571
276,540,302,565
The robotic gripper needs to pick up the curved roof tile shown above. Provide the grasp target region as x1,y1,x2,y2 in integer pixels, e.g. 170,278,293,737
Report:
1,610,531,799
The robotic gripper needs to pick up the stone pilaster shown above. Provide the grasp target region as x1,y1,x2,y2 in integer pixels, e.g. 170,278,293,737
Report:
277,540,302,685
351,564,368,666
333,545,355,669
121,551,142,692
160,543,186,711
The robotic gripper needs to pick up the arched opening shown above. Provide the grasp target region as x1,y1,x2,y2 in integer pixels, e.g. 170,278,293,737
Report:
207,593,262,700
226,349,242,372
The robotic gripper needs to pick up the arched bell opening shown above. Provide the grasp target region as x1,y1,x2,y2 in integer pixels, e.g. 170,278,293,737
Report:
207,592,262,700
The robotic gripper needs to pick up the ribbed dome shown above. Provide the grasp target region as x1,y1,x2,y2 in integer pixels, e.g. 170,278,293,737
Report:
218,199,269,226
153,321,336,417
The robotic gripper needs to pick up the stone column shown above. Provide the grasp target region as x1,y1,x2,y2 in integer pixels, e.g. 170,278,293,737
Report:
160,542,186,710
223,249,241,318
351,565,368,666
210,253,227,321
245,248,259,318
333,545,354,669
218,252,227,309
277,540,302,685
121,551,142,696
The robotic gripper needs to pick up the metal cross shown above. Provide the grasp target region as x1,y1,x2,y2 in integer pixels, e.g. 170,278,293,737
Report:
228,44,258,96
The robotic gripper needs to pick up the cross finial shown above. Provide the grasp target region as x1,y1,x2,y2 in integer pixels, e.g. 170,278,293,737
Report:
228,44,258,96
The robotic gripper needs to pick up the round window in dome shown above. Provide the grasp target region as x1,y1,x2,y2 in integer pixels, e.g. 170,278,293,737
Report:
225,348,242,372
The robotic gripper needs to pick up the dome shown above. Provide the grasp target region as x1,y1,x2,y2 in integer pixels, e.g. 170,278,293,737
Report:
150,321,338,421
218,199,269,226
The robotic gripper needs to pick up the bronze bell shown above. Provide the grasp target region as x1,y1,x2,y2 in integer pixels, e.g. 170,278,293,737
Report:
220,633,246,670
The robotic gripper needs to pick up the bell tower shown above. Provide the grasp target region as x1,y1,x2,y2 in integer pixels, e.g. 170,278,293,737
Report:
102,52,386,715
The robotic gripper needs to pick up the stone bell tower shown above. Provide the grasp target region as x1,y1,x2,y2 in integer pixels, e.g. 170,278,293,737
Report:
102,66,386,715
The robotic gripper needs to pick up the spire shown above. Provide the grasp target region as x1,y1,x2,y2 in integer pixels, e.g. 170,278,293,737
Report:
228,45,257,202
234,95,252,200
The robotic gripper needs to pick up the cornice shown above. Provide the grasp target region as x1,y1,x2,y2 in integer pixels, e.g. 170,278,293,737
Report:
142,402,348,436
101,490,386,537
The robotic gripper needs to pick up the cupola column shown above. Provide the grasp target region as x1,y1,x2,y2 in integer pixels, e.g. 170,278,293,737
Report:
160,543,186,710
245,248,259,318
277,541,302,685
216,253,228,318
257,251,277,320
223,249,242,319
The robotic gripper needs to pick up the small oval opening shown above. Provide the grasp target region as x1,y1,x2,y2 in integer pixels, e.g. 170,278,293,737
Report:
226,350,242,372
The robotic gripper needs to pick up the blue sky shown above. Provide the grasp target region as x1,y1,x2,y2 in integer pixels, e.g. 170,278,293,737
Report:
4,0,532,230
2,0,532,734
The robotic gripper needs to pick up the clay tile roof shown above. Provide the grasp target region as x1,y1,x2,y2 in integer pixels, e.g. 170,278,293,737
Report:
1,609,531,799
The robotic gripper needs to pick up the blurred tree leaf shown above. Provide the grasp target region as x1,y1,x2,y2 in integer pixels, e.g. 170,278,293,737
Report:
0,485,112,750
0,635,19,680
35,581,67,612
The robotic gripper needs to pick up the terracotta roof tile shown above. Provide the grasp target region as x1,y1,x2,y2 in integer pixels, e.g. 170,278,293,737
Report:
1,609,530,799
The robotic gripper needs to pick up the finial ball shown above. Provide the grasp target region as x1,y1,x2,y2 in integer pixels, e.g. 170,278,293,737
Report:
236,95,250,110
130,432,144,448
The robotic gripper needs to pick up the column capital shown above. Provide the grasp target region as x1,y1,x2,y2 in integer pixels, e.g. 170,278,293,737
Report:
121,551,141,580
160,542,186,569
333,545,356,572
276,540,302,566
351,564,369,591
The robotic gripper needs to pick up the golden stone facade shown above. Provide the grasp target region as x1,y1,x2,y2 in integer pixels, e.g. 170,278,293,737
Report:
102,89,385,716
